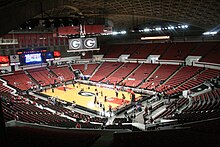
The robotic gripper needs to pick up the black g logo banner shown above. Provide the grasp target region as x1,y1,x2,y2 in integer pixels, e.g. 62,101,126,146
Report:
69,39,82,49
68,38,97,50
84,38,96,48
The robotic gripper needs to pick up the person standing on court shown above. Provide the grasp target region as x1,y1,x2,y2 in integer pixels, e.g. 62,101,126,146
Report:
115,90,118,98
103,106,105,116
72,80,75,88
63,84,66,91
122,93,126,102
109,105,112,117
94,96,97,104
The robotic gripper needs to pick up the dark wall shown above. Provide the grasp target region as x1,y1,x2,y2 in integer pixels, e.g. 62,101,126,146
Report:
112,127,220,147
6,126,102,147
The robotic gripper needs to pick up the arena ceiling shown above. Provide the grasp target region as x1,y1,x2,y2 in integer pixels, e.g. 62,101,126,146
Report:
0,0,220,34
42,0,220,30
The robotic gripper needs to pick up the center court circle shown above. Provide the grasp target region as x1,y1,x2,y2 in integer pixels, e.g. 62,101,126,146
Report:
78,91,95,97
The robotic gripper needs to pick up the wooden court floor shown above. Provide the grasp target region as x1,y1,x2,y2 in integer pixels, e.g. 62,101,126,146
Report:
41,83,141,112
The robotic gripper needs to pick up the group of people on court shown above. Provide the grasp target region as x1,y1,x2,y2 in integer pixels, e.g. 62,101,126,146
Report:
93,89,108,116
92,87,134,117
93,88,121,117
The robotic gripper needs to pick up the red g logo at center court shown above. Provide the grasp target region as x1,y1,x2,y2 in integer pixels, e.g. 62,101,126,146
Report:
78,91,95,97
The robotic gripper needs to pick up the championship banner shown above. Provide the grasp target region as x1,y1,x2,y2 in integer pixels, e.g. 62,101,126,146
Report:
10,55,20,65
68,38,99,52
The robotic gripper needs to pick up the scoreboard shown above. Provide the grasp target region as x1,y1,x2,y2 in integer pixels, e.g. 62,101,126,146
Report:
16,48,61,66
0,48,61,67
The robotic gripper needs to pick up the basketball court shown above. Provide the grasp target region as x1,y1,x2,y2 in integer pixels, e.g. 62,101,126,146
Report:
41,83,141,112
